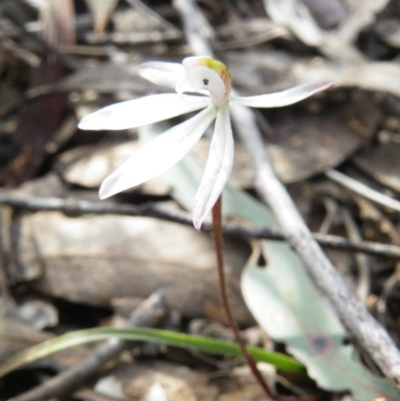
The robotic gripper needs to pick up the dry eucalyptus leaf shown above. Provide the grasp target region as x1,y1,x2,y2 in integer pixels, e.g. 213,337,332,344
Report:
352,141,400,193
15,212,252,324
267,98,380,183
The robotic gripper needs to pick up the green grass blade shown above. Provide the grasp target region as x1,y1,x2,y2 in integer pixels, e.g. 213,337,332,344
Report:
0,327,305,377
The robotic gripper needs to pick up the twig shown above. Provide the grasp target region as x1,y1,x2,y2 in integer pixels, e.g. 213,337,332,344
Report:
173,0,214,56
173,0,400,383
326,168,400,213
212,196,274,398
7,292,167,401
84,30,181,45
377,266,400,326
342,208,371,303
2,191,400,259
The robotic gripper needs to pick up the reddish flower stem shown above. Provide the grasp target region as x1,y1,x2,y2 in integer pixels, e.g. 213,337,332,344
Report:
212,195,274,399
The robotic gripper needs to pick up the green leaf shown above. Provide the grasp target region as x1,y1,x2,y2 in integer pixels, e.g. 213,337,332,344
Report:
0,327,303,378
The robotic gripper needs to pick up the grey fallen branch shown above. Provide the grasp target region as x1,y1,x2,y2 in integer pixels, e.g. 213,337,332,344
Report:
8,292,167,401
1,191,400,259
174,0,400,384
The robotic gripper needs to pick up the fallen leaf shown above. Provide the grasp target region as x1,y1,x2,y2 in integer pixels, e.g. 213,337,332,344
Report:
352,141,400,193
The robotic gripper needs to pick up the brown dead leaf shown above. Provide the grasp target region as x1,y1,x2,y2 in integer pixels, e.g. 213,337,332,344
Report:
7,211,252,324
352,141,400,193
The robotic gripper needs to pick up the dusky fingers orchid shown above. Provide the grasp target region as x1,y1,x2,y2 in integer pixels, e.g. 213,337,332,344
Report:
78,56,334,230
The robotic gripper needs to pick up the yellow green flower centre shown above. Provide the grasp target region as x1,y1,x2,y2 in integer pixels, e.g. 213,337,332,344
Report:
202,58,232,100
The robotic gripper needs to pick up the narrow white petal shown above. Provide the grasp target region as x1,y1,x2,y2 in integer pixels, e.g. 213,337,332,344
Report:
136,61,185,89
231,80,335,108
78,93,209,131
193,107,234,230
99,105,217,198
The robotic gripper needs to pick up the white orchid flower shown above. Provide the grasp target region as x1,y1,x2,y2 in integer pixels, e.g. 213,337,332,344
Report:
78,56,334,230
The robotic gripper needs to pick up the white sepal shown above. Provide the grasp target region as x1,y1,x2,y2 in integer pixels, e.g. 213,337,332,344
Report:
231,81,335,108
193,106,234,230
99,105,217,198
78,93,209,131
136,61,185,89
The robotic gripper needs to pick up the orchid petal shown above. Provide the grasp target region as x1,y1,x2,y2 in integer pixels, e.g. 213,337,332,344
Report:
99,105,217,199
136,61,185,89
78,93,209,131
193,106,234,230
231,80,335,108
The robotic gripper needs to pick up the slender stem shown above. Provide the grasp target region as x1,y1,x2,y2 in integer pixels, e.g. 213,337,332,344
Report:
212,196,274,398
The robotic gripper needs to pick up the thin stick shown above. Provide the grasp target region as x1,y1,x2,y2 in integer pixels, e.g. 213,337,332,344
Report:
326,168,400,213
2,191,400,259
212,196,274,398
